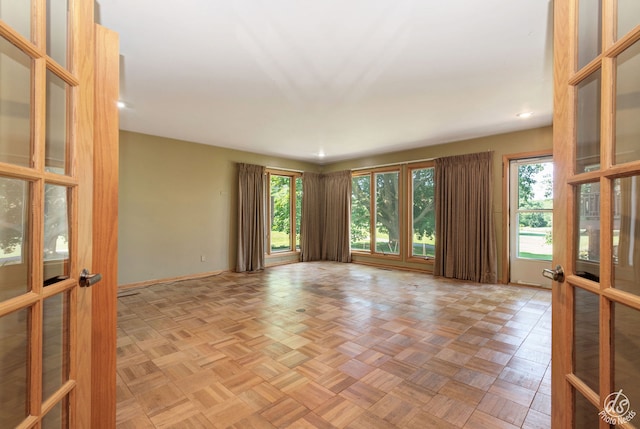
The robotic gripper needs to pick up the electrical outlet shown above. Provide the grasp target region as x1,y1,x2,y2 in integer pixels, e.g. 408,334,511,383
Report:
200,255,206,262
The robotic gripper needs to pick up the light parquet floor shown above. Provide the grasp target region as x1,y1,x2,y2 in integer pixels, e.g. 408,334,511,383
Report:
116,262,551,428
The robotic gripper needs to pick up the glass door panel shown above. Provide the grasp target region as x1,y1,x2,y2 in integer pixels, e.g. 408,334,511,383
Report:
46,0,69,66
615,41,640,165
576,182,601,281
46,71,69,175
42,398,69,429
42,292,70,401
351,175,371,251
613,302,640,422
43,184,70,285
0,177,31,300
573,287,599,392
0,308,29,428
576,71,601,174
613,175,640,294
0,38,32,167
617,1,640,41
574,391,601,428
0,1,31,41
577,0,602,69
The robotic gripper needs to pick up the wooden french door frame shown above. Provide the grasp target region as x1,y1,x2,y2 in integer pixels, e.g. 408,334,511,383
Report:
0,2,118,428
552,0,640,428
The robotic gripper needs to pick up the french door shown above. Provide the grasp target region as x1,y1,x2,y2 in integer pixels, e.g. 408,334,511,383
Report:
0,0,96,427
553,0,640,428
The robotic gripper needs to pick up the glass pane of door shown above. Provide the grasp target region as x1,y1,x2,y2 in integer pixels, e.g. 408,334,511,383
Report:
42,292,70,401
617,1,640,41
0,38,32,167
46,71,68,175
573,287,599,392
0,307,29,428
577,0,601,69
46,0,68,66
576,71,601,174
613,175,640,294
0,177,31,300
615,41,640,165
0,1,31,40
576,182,600,281
613,302,640,423
44,184,70,285
270,175,290,252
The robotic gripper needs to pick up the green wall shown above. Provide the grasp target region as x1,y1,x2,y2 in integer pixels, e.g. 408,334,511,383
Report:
118,126,552,285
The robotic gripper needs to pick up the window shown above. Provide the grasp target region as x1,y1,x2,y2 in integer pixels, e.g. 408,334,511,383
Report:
409,165,435,259
351,174,371,251
350,169,401,256
375,171,400,254
515,160,554,260
267,171,301,253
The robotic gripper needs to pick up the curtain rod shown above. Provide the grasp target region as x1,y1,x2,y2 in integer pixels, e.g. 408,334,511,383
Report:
265,166,304,173
351,157,436,172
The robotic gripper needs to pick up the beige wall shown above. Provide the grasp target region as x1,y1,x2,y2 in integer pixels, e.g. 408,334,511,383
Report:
118,131,320,285
118,126,552,285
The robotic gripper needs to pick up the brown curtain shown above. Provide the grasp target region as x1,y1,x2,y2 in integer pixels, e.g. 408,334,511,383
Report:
434,152,497,283
301,170,351,262
321,171,352,262
236,163,265,272
300,172,324,261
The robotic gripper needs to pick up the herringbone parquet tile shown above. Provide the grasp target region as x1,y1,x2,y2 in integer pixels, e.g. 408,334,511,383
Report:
116,262,551,428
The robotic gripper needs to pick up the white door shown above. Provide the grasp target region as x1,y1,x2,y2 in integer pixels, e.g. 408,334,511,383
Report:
509,157,554,287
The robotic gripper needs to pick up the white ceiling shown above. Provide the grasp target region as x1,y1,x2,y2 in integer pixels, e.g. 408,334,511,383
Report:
97,0,554,164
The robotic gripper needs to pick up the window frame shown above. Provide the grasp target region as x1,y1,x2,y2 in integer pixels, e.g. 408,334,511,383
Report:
265,169,301,256
350,166,403,260
406,162,436,264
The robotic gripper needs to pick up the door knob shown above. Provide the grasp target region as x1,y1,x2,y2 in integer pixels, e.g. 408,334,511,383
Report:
542,265,564,282
79,268,102,287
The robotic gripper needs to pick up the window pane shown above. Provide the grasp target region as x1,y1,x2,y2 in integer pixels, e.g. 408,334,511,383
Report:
0,177,30,300
295,177,302,250
615,41,640,165
375,171,399,255
0,38,32,167
617,0,640,41
613,302,640,421
0,1,31,40
46,71,68,174
47,0,68,66
576,182,600,282
44,184,70,285
0,308,29,428
577,0,601,69
576,70,601,174
351,175,370,251
574,287,599,393
613,176,640,295
270,175,290,252
43,292,70,401
411,168,435,258
516,212,553,260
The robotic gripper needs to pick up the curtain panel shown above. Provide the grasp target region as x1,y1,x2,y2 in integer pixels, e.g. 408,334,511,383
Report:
236,163,265,272
301,170,352,263
434,152,497,283
300,172,324,261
